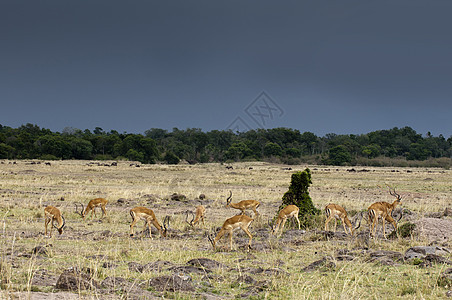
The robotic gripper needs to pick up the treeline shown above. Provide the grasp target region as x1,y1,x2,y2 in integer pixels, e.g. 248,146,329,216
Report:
1,123,451,167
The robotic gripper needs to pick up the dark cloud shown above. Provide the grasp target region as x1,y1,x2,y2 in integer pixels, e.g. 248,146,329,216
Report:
1,1,451,137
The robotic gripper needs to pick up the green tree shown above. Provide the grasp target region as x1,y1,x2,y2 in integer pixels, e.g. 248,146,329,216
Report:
163,151,180,164
279,169,320,228
328,145,352,165
263,142,283,156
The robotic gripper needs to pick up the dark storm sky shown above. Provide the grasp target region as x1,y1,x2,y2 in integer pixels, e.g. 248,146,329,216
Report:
1,1,451,137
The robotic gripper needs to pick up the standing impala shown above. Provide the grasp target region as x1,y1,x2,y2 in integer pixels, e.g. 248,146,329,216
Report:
129,207,169,239
368,186,403,239
44,206,65,237
208,214,253,250
324,203,360,235
271,205,300,237
225,191,260,217
75,198,108,220
185,205,206,227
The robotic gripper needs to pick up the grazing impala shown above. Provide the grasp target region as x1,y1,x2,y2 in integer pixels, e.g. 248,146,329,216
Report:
185,205,206,227
225,191,260,217
75,198,108,220
368,186,403,238
129,207,169,239
208,214,253,250
44,206,65,237
271,205,300,237
324,203,360,235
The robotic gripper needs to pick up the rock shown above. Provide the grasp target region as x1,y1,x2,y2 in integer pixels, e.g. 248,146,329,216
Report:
55,267,99,291
187,258,226,270
170,193,186,201
32,246,49,256
143,260,174,272
404,246,450,260
167,265,211,275
148,274,195,292
367,250,403,266
302,256,336,272
438,268,452,288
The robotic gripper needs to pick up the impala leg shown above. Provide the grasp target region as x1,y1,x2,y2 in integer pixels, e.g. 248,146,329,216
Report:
129,217,138,237
278,218,287,237
333,218,337,232
341,218,348,234
294,215,301,230
45,216,50,236
242,227,253,249
147,220,153,239
386,215,398,237
324,215,332,231
101,205,107,218
228,229,234,250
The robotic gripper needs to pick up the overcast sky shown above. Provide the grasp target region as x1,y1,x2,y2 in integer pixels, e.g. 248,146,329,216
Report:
1,1,451,137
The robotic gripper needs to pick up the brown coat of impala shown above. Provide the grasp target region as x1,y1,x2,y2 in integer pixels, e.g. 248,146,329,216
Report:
271,205,300,237
75,198,108,220
186,205,206,227
225,191,260,217
44,206,65,237
368,186,402,238
129,207,168,239
208,214,253,250
324,203,356,235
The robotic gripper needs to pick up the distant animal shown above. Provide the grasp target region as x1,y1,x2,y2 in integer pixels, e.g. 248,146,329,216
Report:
271,205,300,237
129,207,169,239
208,214,253,250
324,203,361,235
368,186,403,239
225,191,260,218
185,205,206,227
44,206,65,237
75,198,108,220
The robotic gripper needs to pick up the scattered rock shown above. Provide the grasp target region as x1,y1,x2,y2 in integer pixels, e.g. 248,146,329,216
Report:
170,193,187,201
167,265,211,275
404,246,450,260
413,218,452,242
32,246,49,256
302,256,336,272
148,274,195,292
367,250,403,266
55,267,99,291
187,258,226,270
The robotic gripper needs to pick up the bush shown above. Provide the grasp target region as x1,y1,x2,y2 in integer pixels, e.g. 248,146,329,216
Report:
163,151,180,165
279,168,321,228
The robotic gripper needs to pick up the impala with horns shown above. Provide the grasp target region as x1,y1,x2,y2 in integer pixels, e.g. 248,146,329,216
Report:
226,191,260,217
185,205,206,227
208,214,253,251
44,206,65,237
271,205,300,237
324,203,361,235
129,207,169,239
75,198,108,220
368,185,403,239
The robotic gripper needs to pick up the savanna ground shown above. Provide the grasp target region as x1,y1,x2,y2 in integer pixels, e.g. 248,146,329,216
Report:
0,160,451,299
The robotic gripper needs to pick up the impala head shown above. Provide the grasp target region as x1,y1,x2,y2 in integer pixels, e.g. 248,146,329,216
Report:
387,185,402,205
225,191,232,207
75,203,85,218
207,232,216,249
55,215,65,235
185,211,195,227
162,216,170,237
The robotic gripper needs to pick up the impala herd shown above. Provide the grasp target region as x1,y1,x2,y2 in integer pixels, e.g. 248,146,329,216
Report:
43,186,404,250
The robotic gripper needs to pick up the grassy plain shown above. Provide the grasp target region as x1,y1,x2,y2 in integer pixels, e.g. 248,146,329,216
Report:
0,160,451,299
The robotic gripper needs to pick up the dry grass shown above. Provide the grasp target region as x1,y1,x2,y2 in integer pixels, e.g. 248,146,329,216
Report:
0,160,451,299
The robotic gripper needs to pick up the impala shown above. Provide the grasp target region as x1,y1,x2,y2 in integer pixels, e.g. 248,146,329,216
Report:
368,186,403,238
185,205,206,227
208,214,253,250
129,207,169,239
44,206,65,237
271,205,300,237
324,203,361,235
75,198,108,220
225,191,260,217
